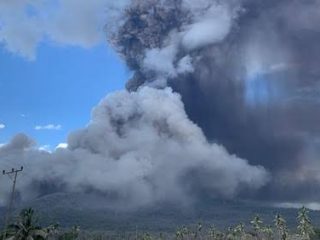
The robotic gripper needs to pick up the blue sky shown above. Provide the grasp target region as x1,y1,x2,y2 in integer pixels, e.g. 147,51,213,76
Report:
0,42,129,148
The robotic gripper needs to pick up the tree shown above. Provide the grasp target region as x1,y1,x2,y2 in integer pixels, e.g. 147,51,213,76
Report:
261,225,273,240
175,226,190,240
297,206,315,240
59,226,80,240
274,214,288,240
234,222,245,238
226,223,245,240
194,222,203,240
5,208,47,240
250,215,264,239
141,233,153,240
208,225,224,240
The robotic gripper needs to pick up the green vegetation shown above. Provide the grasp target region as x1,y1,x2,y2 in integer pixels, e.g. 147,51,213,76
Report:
1,207,320,240
1,208,58,240
297,207,314,240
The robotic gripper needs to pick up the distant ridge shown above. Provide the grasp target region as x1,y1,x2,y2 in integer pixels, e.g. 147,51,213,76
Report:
1,193,319,232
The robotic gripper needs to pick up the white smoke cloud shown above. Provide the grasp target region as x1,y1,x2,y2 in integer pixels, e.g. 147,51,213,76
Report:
181,4,234,50
0,0,131,59
0,87,269,207
0,124,5,129
143,41,194,81
140,0,241,83
274,202,320,211
177,55,194,74
143,44,178,78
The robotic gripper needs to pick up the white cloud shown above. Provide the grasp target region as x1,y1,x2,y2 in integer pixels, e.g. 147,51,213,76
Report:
38,145,52,152
0,0,131,59
56,143,68,149
0,124,5,129
34,124,62,131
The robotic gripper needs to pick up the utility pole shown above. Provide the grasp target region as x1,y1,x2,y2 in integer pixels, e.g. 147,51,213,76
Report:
2,166,23,240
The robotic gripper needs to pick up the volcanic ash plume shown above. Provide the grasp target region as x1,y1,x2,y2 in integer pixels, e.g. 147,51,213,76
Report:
0,88,268,207
108,0,320,203
2,0,320,207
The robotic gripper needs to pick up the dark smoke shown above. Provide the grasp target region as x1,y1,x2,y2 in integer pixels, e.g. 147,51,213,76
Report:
110,0,320,202
1,0,319,207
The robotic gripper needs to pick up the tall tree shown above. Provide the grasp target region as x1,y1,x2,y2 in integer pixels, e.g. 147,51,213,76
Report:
274,214,288,240
297,207,315,240
5,208,47,240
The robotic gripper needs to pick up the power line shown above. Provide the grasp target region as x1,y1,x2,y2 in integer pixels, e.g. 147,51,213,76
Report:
2,166,23,240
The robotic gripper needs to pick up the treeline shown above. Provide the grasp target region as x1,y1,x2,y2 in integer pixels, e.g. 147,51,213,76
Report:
1,207,320,240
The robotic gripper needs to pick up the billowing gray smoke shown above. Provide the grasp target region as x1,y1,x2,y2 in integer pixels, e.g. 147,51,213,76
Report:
109,0,320,203
0,88,268,208
1,0,320,207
